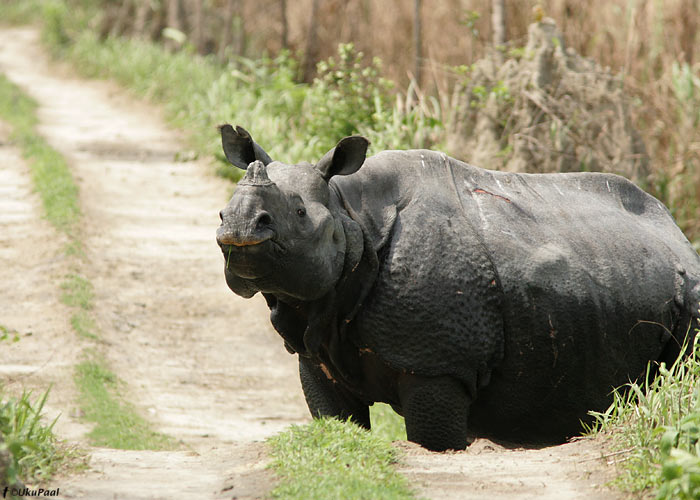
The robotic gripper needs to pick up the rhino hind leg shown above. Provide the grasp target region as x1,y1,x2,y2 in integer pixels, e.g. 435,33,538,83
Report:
398,374,470,452
298,356,370,429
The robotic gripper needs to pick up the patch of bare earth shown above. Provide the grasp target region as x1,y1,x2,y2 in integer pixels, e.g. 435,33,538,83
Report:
397,436,623,500
0,26,623,500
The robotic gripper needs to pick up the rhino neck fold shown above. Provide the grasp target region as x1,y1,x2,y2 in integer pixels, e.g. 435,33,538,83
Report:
265,204,379,397
332,211,378,331
288,207,374,385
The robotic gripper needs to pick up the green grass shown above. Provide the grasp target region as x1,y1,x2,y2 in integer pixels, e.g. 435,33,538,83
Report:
0,325,20,344
0,389,67,487
0,0,43,25
74,359,175,450
60,272,98,338
69,312,98,341
370,403,407,442
587,327,700,499
267,418,416,500
0,74,80,235
60,273,93,310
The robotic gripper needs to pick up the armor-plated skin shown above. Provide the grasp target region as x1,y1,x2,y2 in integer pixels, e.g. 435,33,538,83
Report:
216,125,700,451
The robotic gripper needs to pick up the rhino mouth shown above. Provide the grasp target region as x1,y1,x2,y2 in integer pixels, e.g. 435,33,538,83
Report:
219,236,285,255
220,237,286,279
216,228,274,248
228,238,269,247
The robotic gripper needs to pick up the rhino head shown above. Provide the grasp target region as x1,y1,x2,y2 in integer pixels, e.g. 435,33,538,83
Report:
216,125,369,304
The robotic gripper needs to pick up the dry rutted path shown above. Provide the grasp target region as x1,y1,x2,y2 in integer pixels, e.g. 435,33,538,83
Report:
0,26,624,500
0,27,308,499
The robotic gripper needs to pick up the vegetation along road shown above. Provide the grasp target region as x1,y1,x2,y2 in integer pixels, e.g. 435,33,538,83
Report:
0,26,621,499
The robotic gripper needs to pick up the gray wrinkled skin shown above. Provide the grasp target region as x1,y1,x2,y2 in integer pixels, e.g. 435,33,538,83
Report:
216,125,700,451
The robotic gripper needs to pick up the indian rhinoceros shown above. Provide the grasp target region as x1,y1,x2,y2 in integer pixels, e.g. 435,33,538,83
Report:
216,124,700,451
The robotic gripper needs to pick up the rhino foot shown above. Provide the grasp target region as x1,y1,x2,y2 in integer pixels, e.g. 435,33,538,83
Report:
398,374,470,452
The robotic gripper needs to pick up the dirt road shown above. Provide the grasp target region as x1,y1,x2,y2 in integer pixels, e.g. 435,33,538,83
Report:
0,26,620,500
0,26,308,499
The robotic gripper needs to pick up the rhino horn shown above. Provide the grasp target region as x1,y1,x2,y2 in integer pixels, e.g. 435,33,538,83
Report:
238,160,275,187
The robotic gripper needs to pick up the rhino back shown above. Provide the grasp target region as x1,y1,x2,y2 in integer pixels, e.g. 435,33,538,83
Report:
457,165,700,438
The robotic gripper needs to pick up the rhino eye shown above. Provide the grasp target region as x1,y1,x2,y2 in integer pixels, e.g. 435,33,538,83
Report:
296,208,306,217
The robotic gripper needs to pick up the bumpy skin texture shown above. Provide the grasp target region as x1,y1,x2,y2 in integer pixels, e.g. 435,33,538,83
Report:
216,125,700,451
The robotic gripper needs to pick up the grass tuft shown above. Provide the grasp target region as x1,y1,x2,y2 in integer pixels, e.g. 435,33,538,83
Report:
587,326,700,498
60,273,93,310
74,359,175,451
0,390,67,486
0,325,21,344
69,312,98,340
267,418,415,500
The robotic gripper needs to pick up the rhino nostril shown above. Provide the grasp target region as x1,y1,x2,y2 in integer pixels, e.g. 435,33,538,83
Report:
219,210,224,222
255,212,273,230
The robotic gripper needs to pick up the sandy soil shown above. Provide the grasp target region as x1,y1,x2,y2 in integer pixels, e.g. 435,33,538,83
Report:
398,437,623,499
0,26,622,500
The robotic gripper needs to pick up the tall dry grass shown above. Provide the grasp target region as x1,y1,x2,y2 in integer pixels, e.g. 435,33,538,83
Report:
232,1,697,82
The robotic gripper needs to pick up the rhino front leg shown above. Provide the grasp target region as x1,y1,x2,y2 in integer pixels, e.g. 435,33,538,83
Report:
298,356,370,429
398,374,470,451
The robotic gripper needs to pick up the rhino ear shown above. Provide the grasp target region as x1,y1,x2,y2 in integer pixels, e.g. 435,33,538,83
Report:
316,136,369,181
219,124,273,170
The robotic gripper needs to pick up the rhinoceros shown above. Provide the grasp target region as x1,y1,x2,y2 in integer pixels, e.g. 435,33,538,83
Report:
216,124,700,451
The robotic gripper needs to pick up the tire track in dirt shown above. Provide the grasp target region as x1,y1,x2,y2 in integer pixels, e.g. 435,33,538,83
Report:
0,27,308,499
0,120,88,443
